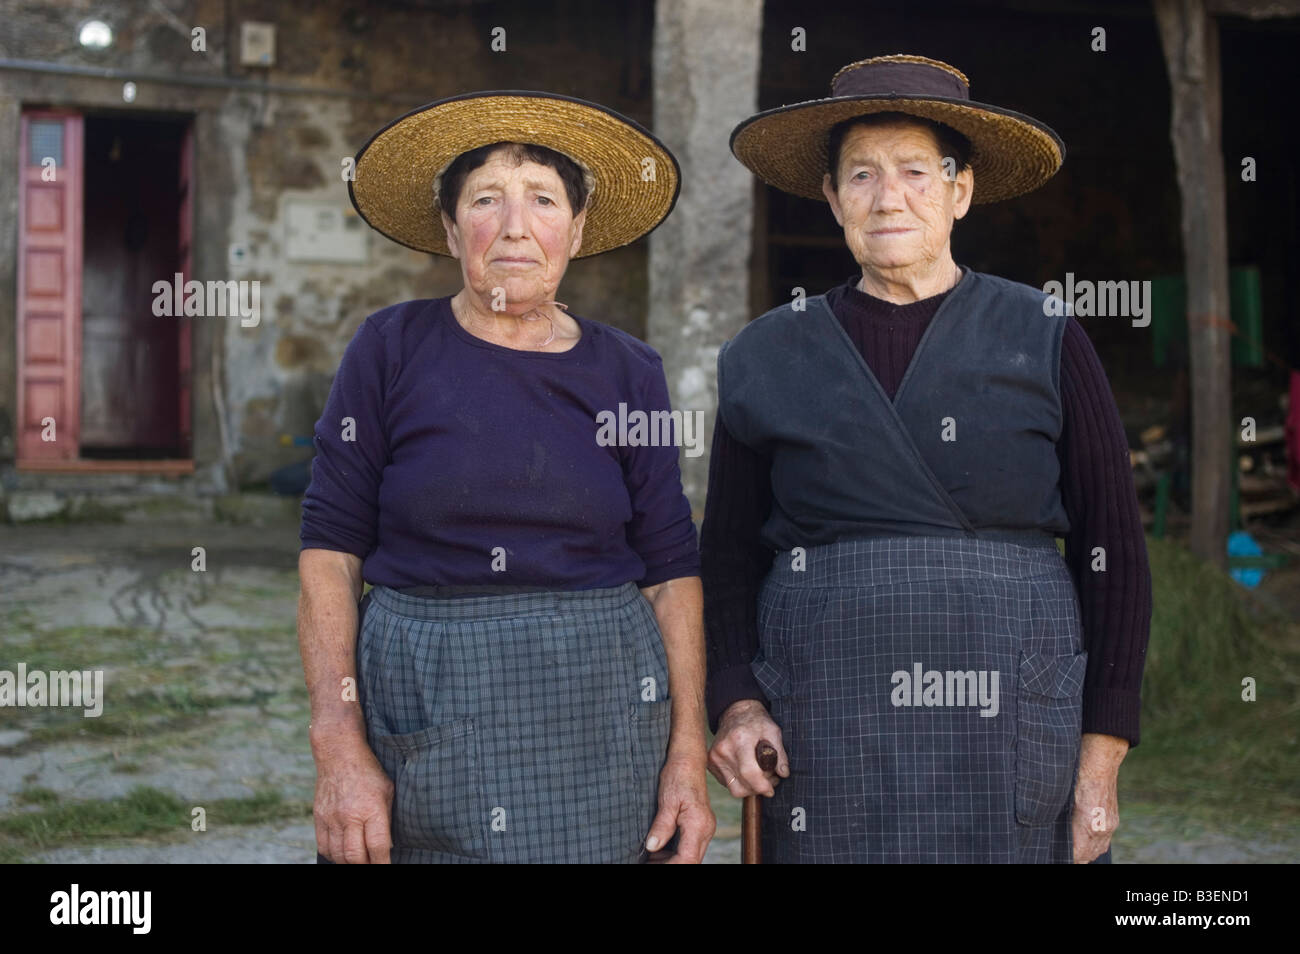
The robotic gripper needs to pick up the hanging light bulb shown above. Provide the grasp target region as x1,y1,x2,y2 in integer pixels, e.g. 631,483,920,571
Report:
77,20,113,50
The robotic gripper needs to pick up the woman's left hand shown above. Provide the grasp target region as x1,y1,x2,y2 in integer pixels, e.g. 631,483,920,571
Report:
644,752,716,863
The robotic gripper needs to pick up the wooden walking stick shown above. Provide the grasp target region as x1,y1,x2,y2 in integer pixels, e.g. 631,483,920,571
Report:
741,740,779,864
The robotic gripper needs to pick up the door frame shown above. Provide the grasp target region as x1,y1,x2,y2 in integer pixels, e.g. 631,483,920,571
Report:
16,107,196,474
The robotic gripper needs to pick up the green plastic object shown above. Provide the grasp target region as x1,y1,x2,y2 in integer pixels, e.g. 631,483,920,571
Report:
1231,267,1264,367
1153,472,1171,540
1149,266,1264,368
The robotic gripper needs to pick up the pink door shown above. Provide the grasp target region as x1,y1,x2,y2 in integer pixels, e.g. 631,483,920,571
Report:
16,111,83,462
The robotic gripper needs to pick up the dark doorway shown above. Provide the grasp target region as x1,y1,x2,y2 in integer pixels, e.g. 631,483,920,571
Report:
80,114,188,458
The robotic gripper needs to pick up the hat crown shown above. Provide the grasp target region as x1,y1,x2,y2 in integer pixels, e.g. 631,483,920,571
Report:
830,54,970,101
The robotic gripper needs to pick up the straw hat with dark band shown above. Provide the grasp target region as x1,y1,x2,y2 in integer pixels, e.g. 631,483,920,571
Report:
730,54,1064,204
349,90,681,258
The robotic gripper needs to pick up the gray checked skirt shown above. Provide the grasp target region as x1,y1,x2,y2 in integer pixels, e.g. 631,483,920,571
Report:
752,532,1088,864
355,582,673,864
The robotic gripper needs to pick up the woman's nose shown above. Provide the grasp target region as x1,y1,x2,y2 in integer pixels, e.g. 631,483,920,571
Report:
501,195,529,238
872,172,908,212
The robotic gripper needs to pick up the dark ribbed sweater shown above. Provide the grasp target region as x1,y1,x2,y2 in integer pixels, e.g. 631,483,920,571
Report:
702,275,1152,746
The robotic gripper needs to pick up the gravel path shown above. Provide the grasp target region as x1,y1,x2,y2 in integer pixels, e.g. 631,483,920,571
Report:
2,516,1294,864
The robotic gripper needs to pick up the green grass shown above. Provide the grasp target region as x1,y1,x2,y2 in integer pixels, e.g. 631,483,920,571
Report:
0,786,311,862
14,787,59,807
0,621,299,684
2,683,307,751
1118,536,1300,832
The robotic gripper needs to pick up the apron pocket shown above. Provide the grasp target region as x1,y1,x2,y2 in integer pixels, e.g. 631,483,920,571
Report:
373,718,487,861
1014,650,1087,827
630,699,673,785
752,655,792,702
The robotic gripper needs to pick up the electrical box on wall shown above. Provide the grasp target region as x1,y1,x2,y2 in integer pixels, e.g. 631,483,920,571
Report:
240,22,276,67
284,200,368,264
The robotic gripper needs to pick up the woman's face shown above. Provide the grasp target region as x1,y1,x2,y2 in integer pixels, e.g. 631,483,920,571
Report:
442,147,587,312
821,120,972,274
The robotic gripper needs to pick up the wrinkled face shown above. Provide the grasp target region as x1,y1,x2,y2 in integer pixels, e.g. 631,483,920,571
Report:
442,147,586,309
822,120,972,273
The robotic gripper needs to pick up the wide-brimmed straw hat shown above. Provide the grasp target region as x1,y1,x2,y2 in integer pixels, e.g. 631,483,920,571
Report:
349,90,681,258
731,54,1064,204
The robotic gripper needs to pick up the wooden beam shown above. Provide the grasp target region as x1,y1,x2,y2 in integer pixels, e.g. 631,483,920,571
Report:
1154,0,1234,569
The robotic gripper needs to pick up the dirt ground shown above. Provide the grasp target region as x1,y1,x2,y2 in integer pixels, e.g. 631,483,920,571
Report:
0,514,1292,863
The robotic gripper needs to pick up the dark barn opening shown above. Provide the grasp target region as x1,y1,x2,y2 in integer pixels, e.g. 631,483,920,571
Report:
79,114,188,459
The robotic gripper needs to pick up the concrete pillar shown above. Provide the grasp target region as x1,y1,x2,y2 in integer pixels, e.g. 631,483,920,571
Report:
649,0,763,515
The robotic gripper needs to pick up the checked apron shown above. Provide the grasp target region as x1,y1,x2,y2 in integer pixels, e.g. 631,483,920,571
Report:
719,278,1087,863
754,533,1086,863
353,582,673,864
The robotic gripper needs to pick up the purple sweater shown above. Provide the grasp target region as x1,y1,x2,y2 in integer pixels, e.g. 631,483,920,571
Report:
300,296,700,590
702,276,1152,746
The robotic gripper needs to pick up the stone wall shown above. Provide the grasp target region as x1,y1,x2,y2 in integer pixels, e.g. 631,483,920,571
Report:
0,0,655,487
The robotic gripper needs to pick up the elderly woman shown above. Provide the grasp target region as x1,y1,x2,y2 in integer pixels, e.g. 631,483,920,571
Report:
298,92,714,864
703,55,1151,863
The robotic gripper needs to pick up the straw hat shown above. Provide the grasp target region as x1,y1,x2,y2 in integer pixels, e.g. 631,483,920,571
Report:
731,54,1064,204
349,90,681,258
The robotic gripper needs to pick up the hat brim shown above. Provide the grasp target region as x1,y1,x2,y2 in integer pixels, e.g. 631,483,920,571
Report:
350,91,681,258
730,95,1064,203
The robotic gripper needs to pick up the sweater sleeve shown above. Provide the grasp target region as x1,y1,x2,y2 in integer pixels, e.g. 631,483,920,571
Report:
299,319,390,559
1057,317,1152,748
700,410,777,732
621,354,701,586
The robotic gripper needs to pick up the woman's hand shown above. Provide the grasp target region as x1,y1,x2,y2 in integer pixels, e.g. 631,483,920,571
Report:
1071,732,1128,863
311,723,394,864
708,699,790,797
644,752,716,863
638,576,714,863
299,549,390,862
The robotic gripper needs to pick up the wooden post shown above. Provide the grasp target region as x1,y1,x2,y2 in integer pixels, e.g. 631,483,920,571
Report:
1153,0,1232,568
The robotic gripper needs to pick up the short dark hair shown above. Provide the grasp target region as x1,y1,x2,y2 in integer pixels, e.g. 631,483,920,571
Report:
436,141,590,223
825,112,972,191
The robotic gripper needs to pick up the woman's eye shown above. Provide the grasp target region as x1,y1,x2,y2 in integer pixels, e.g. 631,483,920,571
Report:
473,196,492,206
537,196,553,205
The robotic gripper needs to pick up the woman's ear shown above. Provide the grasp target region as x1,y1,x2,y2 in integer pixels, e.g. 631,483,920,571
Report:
568,206,588,258
822,172,845,227
952,167,974,221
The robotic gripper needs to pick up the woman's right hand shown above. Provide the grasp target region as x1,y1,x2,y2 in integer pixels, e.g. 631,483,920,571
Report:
707,699,790,798
311,727,394,864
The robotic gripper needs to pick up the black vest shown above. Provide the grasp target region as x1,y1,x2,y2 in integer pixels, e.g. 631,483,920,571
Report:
717,268,1071,550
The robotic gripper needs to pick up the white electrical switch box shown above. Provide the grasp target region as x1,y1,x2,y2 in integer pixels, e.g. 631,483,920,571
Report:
284,200,368,264
240,22,276,67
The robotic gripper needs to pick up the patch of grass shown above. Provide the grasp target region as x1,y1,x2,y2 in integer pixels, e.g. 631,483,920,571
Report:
0,842,26,864
3,606,39,633
1121,536,1300,831
0,624,145,671
14,787,59,807
10,684,307,751
0,785,311,861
